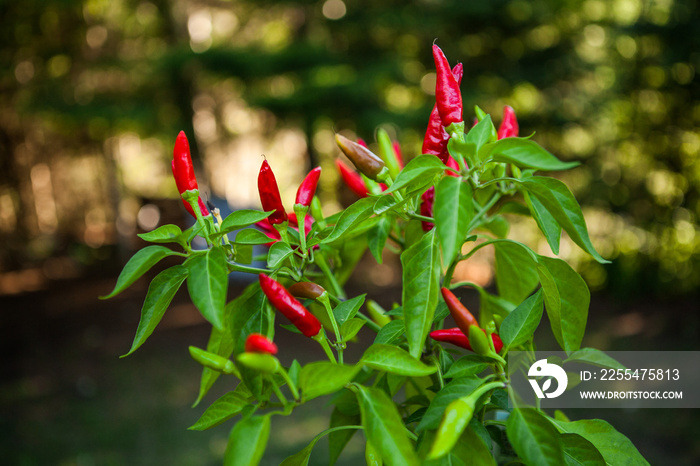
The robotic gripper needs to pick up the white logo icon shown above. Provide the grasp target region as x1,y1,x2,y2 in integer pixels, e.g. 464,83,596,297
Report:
528,359,568,399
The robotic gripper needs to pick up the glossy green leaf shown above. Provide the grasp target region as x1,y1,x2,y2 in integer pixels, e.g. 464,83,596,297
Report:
506,408,564,466
329,408,360,466
417,377,482,432
483,137,580,171
217,209,273,235
354,385,420,466
374,320,405,345
122,265,188,357
332,294,366,327
525,191,562,255
518,177,608,263
564,348,626,370
499,289,545,350
368,216,391,263
466,115,494,155
340,318,365,342
322,197,376,244
100,245,181,299
560,433,606,466
300,362,361,401
235,228,275,245
137,224,184,246
189,389,250,431
442,355,491,379
401,229,440,358
383,154,445,194
553,418,649,466
451,424,496,466
186,247,229,331
224,415,270,466
494,241,539,305
229,284,268,354
538,256,589,352
267,241,294,269
434,176,473,267
360,344,437,376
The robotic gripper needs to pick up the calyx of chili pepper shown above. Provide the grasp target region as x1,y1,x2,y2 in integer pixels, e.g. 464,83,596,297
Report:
440,287,479,336
432,44,463,128
336,159,369,198
288,281,326,300
189,346,238,375
429,327,504,353
420,187,435,231
497,105,519,139
422,63,464,164
295,167,321,209
259,274,322,337
244,333,278,355
172,131,210,218
335,133,389,182
236,352,281,374
257,159,288,225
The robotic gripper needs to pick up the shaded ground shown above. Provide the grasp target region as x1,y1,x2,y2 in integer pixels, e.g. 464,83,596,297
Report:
1,265,699,465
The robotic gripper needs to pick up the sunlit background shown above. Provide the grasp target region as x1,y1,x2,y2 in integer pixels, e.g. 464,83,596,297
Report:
1,0,699,464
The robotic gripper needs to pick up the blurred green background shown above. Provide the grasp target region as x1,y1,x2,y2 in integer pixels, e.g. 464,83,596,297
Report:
1,0,698,464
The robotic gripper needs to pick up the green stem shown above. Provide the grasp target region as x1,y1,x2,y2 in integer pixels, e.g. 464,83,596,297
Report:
312,331,337,364
467,192,502,231
318,293,344,363
269,377,289,405
356,312,382,333
277,368,300,401
315,252,345,299
294,206,308,255
407,212,434,222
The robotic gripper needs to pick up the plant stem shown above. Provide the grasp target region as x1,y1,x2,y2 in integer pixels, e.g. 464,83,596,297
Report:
315,252,345,299
277,368,300,401
312,331,337,364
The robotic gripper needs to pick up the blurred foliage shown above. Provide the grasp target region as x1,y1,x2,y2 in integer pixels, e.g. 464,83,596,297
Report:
0,0,698,295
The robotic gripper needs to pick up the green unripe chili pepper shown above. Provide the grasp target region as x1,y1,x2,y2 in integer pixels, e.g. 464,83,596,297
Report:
189,346,238,376
366,300,391,328
237,352,281,374
468,325,493,356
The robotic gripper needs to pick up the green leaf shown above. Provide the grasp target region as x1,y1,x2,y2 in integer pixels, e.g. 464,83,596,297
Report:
518,177,608,263
229,284,268,354
354,385,420,466
100,245,181,299
494,241,540,305
384,154,445,194
224,415,270,466
434,176,473,267
374,319,405,345
340,318,365,342
329,408,360,466
480,214,509,238
186,247,229,331
499,289,545,350
300,362,360,401
194,322,235,407
333,294,366,327
417,377,482,432
451,424,496,466
466,115,495,155
189,390,250,431
368,216,391,263
360,344,437,376
267,241,294,269
560,433,606,466
482,137,580,171
215,209,273,236
538,256,589,352
323,197,376,244
235,228,275,245
506,408,564,466
443,355,491,379
552,418,649,466
137,224,184,246
525,192,562,255
121,265,188,357
564,348,626,370
401,229,440,358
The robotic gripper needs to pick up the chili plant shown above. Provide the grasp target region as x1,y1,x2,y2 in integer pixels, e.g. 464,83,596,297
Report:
102,44,648,465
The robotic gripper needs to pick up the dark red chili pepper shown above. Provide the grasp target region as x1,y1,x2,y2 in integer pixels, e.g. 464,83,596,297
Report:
336,159,369,198
392,141,404,168
288,281,326,300
295,167,321,208
422,64,464,164
172,131,210,217
432,44,463,127
429,328,504,353
497,105,519,139
335,134,387,181
258,159,288,225
445,155,460,177
259,274,322,337
244,333,278,355
421,187,435,231
441,287,479,336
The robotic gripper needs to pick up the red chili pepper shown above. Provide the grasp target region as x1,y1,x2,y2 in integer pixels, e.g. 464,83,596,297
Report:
172,131,210,217
245,333,278,355
432,44,463,127
429,328,504,353
259,274,322,337
441,287,479,336
256,212,314,247
357,138,369,149
445,155,460,177
336,159,369,198
422,64,464,164
258,160,288,225
295,167,321,208
421,187,435,231
335,134,387,181
392,141,404,168
497,105,519,139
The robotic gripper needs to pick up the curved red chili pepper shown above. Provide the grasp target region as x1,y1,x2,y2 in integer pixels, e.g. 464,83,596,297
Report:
259,274,322,337
295,167,321,207
421,187,435,232
429,328,503,353
258,160,288,225
441,287,479,337
422,64,464,164
497,105,519,140
172,131,210,217
432,44,463,127
336,159,369,198
245,333,278,354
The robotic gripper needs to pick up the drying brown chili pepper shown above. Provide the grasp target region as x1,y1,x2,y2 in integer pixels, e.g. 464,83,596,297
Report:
497,105,519,139
244,333,278,355
432,44,463,128
295,167,321,209
335,134,389,182
422,63,464,163
172,131,210,218
441,287,479,336
259,274,321,338
288,281,326,300
429,328,504,353
258,159,288,225
336,159,369,198
420,187,435,231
